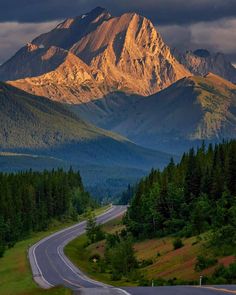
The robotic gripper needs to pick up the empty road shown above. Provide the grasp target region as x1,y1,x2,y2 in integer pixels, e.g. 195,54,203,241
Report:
29,205,236,295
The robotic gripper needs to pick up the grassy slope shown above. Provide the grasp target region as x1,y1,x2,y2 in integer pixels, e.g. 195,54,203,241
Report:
65,217,235,287
64,217,134,287
134,236,234,281
0,82,124,149
0,206,110,295
0,220,74,295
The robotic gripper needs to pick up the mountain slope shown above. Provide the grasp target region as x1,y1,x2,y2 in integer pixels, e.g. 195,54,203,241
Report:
72,73,236,154
0,44,69,81
174,49,236,83
0,82,171,168
2,7,190,103
10,52,104,104
0,7,111,82
33,7,112,51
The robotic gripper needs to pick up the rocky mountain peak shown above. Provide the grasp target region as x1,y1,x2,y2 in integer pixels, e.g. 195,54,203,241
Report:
56,7,111,30
1,8,190,101
70,11,190,96
88,6,109,17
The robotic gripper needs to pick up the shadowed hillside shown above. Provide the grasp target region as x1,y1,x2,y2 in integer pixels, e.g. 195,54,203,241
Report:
72,73,236,154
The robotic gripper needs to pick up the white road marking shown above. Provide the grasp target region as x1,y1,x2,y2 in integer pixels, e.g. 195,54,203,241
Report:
32,241,55,288
30,206,130,294
116,288,132,295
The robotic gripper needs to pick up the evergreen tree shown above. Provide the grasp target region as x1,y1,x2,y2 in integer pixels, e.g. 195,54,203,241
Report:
0,168,95,258
125,140,236,242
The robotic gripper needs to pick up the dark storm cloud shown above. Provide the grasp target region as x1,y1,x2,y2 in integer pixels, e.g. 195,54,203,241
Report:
0,0,236,65
0,21,58,65
0,0,236,25
158,18,236,63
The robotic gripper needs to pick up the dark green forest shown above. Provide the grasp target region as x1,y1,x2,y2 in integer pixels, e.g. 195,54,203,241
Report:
0,168,96,257
125,140,236,251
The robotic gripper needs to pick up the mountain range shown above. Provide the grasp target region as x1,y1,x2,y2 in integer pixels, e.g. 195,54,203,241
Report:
0,81,171,196
0,7,236,197
174,48,236,83
73,73,236,154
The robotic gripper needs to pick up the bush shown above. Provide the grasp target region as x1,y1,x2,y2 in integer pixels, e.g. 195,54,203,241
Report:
209,225,236,256
139,259,153,268
212,263,236,284
173,238,184,250
111,271,122,281
89,253,101,262
86,213,105,244
106,238,138,280
0,243,5,258
195,255,218,272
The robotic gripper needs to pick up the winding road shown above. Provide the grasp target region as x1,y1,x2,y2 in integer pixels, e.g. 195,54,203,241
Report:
29,205,236,295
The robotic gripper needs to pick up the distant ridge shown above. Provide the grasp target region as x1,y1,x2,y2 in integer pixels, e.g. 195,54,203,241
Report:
73,73,236,154
174,48,236,83
0,81,171,169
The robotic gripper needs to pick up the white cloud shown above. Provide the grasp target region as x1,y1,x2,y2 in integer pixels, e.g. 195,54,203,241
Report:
0,21,59,64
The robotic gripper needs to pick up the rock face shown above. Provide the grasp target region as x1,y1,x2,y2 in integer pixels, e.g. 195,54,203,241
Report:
1,7,190,103
10,52,104,104
72,73,236,154
33,7,112,50
70,12,189,96
174,49,236,83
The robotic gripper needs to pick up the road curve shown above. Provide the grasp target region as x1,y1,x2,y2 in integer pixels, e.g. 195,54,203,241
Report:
29,205,128,294
29,205,236,295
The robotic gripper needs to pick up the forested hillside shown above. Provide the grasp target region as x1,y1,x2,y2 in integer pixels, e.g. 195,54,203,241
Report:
0,168,96,257
125,140,236,245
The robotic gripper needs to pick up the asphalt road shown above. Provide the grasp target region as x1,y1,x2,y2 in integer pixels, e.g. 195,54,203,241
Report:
122,286,236,295
29,205,127,291
29,205,236,295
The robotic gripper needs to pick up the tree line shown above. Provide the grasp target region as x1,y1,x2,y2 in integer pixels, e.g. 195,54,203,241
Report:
0,168,96,257
125,140,236,249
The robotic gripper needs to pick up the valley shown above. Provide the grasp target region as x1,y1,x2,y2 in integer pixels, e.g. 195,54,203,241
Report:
0,82,171,197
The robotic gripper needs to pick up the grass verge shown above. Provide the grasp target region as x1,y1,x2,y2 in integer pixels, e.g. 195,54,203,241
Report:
0,205,111,295
64,216,135,287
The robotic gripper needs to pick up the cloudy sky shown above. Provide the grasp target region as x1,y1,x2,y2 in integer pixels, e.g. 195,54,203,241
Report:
0,0,236,64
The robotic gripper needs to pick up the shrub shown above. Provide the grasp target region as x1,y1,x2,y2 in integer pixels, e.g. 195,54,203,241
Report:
139,259,153,268
111,271,122,281
86,213,105,244
195,255,218,272
0,243,5,258
212,263,236,284
89,253,101,263
173,238,184,250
